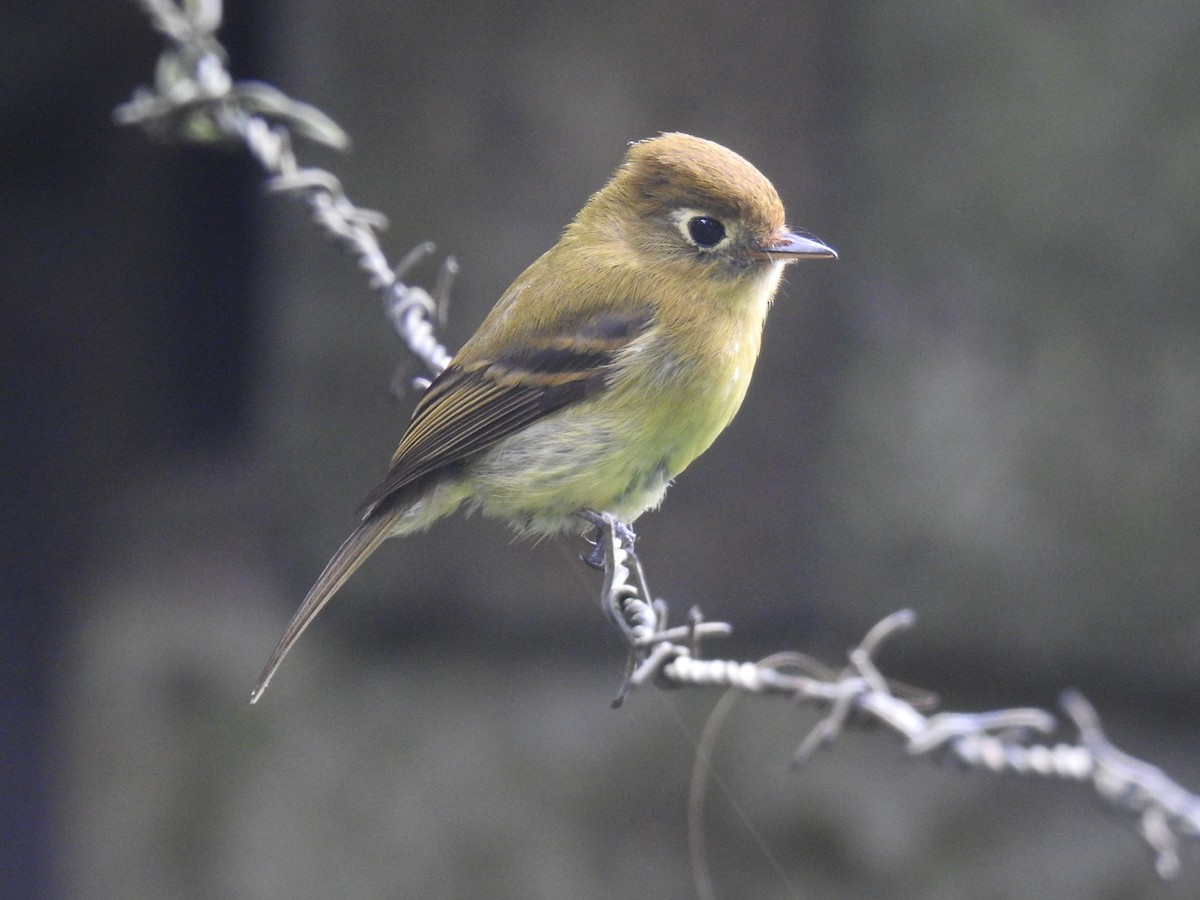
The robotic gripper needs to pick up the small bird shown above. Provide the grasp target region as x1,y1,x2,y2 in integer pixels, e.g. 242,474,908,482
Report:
251,133,835,702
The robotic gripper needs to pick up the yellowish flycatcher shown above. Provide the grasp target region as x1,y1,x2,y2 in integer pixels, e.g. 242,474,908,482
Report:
252,133,835,701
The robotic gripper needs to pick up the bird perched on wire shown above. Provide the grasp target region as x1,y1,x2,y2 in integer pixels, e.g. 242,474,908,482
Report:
252,132,836,702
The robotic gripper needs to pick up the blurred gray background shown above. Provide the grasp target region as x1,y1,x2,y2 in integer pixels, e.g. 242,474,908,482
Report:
5,1,1200,897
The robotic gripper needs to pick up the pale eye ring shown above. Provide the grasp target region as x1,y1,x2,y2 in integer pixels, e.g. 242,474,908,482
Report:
672,207,731,252
687,215,726,248
672,208,730,251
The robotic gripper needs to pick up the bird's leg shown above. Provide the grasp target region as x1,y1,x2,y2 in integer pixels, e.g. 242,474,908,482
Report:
577,509,653,637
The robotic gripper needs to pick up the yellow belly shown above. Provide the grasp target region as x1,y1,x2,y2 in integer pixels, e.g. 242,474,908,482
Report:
463,326,759,534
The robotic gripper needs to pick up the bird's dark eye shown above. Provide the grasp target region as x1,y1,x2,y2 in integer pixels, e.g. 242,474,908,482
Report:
687,216,726,248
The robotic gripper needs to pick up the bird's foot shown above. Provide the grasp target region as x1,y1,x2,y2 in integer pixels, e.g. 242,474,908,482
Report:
578,510,636,569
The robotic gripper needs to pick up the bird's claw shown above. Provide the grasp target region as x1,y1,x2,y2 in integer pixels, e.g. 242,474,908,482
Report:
581,530,606,569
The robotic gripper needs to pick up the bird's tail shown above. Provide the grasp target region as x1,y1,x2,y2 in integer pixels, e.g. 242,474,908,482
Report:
251,511,395,703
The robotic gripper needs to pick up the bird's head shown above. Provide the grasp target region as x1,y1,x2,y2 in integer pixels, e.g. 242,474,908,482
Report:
575,133,835,279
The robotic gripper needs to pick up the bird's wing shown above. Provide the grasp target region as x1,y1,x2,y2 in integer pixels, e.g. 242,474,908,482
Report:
253,306,653,703
357,305,654,518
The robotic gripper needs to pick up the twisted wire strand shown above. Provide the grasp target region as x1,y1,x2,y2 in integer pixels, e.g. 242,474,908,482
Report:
116,0,452,377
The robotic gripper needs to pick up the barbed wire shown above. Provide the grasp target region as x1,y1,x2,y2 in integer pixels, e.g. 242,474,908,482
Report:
591,515,1200,879
116,0,453,379
119,0,1200,882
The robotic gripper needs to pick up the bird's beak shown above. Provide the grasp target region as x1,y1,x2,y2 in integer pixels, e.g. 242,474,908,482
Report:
757,230,837,261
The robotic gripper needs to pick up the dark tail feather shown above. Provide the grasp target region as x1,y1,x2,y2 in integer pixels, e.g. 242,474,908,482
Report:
251,512,395,703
